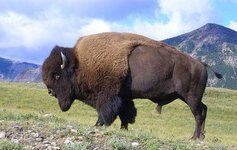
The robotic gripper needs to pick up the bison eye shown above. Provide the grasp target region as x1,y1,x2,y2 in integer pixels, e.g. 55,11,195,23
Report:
54,74,60,80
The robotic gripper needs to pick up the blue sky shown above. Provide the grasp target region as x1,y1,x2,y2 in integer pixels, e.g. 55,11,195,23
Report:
0,0,237,64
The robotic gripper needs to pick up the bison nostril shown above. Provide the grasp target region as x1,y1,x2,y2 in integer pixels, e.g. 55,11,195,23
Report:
48,89,54,96
48,89,57,98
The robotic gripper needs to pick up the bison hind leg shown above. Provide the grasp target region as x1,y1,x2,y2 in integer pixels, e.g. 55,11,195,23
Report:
97,96,122,126
156,104,162,114
188,101,207,140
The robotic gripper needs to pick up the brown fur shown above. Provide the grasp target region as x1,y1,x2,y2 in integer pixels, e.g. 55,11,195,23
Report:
74,32,165,95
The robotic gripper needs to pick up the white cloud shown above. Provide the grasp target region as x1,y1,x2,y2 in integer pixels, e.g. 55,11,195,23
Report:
0,11,51,50
79,19,112,35
0,9,117,52
0,0,215,51
122,0,215,40
228,21,237,31
0,10,82,50
73,0,214,41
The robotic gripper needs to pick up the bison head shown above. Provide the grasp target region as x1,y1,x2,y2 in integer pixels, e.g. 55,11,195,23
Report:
42,46,79,111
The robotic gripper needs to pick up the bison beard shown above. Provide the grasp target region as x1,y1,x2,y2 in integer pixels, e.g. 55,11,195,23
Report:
57,94,75,112
42,32,222,140
58,98,73,111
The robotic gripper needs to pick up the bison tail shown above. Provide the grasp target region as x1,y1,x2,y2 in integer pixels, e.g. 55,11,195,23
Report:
202,62,223,79
214,72,223,79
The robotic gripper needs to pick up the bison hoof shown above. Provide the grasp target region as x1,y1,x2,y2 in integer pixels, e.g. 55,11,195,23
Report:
156,105,162,114
190,136,197,140
120,125,128,130
94,121,104,127
190,134,205,141
128,118,135,124
200,133,205,140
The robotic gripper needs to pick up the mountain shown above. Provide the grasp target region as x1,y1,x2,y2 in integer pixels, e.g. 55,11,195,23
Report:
163,23,237,89
14,67,42,82
0,57,41,82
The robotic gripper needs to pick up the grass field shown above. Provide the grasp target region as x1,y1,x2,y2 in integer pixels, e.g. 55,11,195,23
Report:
0,82,236,149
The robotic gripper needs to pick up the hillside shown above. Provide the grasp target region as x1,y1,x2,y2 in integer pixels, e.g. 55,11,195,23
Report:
0,57,41,82
163,23,237,89
0,83,236,149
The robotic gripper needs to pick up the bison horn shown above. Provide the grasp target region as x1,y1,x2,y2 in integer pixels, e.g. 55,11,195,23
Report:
60,52,68,69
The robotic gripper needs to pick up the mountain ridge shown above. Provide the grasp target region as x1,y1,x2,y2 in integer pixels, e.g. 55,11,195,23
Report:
0,57,41,82
163,23,237,89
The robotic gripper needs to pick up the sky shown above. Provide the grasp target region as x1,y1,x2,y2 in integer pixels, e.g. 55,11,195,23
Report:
0,0,237,64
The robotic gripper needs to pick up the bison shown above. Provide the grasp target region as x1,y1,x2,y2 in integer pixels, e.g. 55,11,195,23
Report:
42,32,222,140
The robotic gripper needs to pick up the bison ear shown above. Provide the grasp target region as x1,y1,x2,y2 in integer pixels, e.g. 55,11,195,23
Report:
60,51,68,69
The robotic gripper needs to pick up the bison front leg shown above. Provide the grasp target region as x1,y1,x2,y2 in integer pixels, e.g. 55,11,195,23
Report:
119,99,137,129
96,95,122,126
94,114,104,127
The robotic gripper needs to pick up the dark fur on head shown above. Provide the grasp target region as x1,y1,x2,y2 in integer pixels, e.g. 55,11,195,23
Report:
42,46,79,111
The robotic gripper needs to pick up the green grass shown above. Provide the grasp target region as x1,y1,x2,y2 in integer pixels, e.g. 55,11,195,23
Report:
0,140,27,150
0,83,237,149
